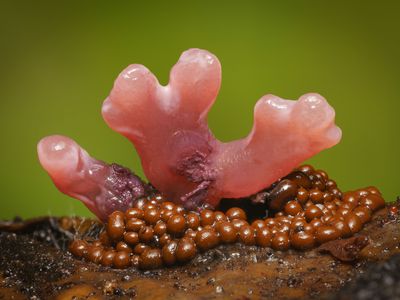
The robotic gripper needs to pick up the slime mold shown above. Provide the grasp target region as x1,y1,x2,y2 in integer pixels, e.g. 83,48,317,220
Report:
38,48,341,220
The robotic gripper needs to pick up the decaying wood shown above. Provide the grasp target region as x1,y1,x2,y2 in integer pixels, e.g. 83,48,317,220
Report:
0,202,399,300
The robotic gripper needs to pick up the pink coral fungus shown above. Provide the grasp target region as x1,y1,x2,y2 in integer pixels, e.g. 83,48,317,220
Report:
37,135,150,221
38,48,341,220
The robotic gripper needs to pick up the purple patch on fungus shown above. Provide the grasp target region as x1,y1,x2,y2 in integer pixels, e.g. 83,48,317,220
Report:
175,150,216,210
103,163,151,213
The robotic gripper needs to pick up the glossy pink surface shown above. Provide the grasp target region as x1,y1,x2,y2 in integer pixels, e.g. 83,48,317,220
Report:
38,49,341,217
38,135,148,221
102,48,342,208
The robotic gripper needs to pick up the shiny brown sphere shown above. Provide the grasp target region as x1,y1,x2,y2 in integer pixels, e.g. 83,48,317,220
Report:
339,203,351,211
143,202,157,211
343,192,359,208
101,250,115,267
324,202,336,211
255,227,272,247
87,246,104,263
345,213,363,234
315,226,341,244
107,211,126,241
251,219,266,230
322,192,333,203
154,221,167,236
139,249,163,270
284,200,303,216
302,223,315,234
270,226,279,235
176,238,197,263
312,179,326,191
161,209,175,222
200,209,215,226
321,214,333,224
184,228,197,240
353,206,372,224
143,208,161,225
195,228,219,251
159,233,172,247
231,219,249,231
296,187,309,204
134,243,150,255
315,169,328,181
331,219,352,238
264,218,277,227
355,189,369,199
275,216,292,225
161,201,176,211
333,198,342,207
297,164,314,175
238,226,255,245
162,240,178,266
226,207,247,221
366,186,381,195
271,232,290,251
116,241,132,253
167,214,186,235
113,251,130,269
216,221,237,243
174,205,186,215
331,188,343,199
309,189,323,204
280,223,291,234
186,212,201,229
309,218,323,229
214,211,227,222
290,231,315,250
126,218,145,232
290,217,307,232
322,208,334,218
336,207,351,218
325,179,337,190
69,239,88,257
303,201,313,209
359,194,385,211
323,214,339,223
305,205,323,221
267,225,281,235
148,197,160,206
138,226,154,243
125,208,144,220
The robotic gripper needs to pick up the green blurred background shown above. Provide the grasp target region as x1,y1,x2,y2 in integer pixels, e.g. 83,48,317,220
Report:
0,1,399,219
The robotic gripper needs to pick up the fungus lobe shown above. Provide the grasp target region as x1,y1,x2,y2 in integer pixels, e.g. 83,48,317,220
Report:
38,49,341,219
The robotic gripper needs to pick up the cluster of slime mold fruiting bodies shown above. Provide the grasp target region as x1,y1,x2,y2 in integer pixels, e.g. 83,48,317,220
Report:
37,48,384,270
69,165,385,270
38,48,341,217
